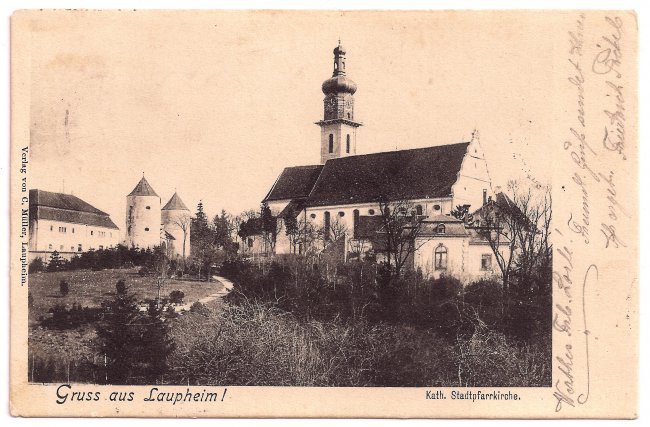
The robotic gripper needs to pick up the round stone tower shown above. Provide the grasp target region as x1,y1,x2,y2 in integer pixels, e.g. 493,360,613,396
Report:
125,175,161,249
161,192,191,259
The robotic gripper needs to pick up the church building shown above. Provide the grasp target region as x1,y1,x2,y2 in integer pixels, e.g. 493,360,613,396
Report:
260,42,508,282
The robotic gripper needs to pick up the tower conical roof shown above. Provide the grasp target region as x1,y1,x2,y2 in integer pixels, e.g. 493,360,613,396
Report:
162,192,189,211
128,176,159,197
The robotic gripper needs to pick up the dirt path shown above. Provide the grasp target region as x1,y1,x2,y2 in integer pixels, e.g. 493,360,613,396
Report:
174,275,233,312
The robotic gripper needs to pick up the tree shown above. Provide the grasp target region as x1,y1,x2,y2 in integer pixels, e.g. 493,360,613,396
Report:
59,279,69,296
213,210,238,254
96,291,174,384
95,292,142,383
376,197,426,276
283,205,300,253
261,203,279,253
474,180,550,290
115,279,127,295
191,201,217,280
170,212,192,261
450,204,471,221
326,216,348,242
47,251,65,272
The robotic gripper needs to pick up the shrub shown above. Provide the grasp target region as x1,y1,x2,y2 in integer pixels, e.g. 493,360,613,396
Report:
115,279,127,295
189,302,210,316
169,290,185,304
59,280,69,296
28,258,44,273
47,251,67,272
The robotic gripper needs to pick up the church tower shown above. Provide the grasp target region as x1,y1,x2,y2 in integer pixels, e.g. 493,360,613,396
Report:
125,175,161,249
316,42,362,164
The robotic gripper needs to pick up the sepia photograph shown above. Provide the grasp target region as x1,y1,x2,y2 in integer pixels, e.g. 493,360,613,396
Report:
9,7,638,418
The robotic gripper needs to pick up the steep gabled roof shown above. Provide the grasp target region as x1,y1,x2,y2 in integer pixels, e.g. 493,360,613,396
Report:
128,176,159,197
263,165,324,202
306,142,470,207
29,189,108,215
162,192,189,211
29,189,119,230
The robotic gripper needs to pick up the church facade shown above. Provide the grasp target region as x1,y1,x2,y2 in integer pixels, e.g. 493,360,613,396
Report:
260,43,507,283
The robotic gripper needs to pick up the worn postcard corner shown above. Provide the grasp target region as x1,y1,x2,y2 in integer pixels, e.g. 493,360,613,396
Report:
9,9,638,419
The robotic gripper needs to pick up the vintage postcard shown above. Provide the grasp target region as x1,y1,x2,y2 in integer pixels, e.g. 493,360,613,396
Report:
9,9,638,418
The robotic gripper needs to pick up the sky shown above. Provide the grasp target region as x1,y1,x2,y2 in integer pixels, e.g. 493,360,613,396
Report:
27,10,555,240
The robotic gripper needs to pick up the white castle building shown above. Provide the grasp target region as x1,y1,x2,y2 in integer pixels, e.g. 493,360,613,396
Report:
125,176,191,259
28,189,120,262
258,42,509,282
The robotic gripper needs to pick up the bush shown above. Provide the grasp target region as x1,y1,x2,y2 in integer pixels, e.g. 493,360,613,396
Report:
169,290,185,304
115,279,127,295
166,300,549,387
28,258,45,273
59,280,69,296
189,302,211,316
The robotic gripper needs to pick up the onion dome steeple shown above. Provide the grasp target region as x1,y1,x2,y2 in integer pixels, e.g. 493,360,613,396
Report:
321,40,358,95
316,41,362,164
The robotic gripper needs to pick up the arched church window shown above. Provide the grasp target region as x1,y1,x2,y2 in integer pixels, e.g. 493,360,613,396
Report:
324,211,331,241
346,134,350,153
435,245,448,270
437,224,446,234
328,134,334,153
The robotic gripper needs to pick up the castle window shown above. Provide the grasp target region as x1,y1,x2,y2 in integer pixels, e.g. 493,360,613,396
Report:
310,213,316,219
71,246,74,251
353,209,360,239
435,245,448,270
368,209,375,215
338,211,345,217
346,134,350,153
145,227,150,231
48,244,53,250
90,230,94,235
146,206,151,210
247,237,254,248
433,204,441,211
59,245,64,250
415,205,423,216
72,228,75,233
50,225,53,231
328,134,334,153
78,244,82,252
437,224,446,234
99,245,104,250
347,112,351,119
481,254,492,270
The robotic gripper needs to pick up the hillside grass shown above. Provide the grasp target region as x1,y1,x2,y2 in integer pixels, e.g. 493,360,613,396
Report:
28,268,223,323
